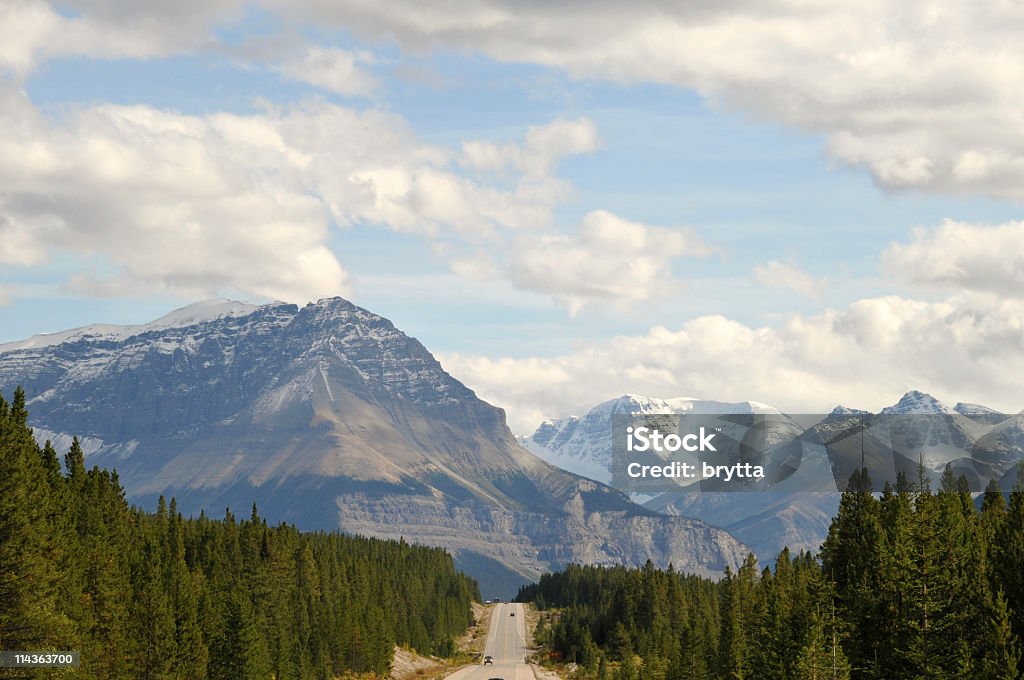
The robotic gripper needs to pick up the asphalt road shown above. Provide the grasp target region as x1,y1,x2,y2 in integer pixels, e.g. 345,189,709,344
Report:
446,603,534,680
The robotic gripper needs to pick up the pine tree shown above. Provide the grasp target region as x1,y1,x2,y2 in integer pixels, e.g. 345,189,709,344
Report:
130,535,177,679
164,498,208,680
994,463,1024,675
718,566,748,680
0,388,65,651
821,467,883,675
794,608,851,680
977,588,1022,679
610,621,633,662
899,475,945,676
209,587,272,680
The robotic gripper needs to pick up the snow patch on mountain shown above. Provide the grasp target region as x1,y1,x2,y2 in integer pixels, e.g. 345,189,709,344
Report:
830,405,871,416
0,299,259,352
519,394,781,483
832,390,1004,473
529,390,1021,491
31,428,139,461
880,390,956,415
528,389,1022,563
955,402,1003,417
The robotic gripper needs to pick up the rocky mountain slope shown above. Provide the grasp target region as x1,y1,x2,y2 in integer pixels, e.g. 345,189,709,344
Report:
523,391,1023,563
0,298,748,595
520,394,832,563
521,394,780,484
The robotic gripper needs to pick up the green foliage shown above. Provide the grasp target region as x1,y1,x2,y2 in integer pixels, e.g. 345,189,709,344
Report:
0,388,478,679
793,608,849,680
521,465,1024,679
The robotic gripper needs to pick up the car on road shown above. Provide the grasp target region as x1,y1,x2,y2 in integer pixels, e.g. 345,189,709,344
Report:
509,612,515,616
483,656,493,666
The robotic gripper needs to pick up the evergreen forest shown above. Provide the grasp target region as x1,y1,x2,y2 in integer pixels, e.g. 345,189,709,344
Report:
0,387,479,679
520,466,1024,679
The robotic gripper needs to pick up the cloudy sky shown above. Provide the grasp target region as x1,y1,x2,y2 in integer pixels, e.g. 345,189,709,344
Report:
2,0,1024,432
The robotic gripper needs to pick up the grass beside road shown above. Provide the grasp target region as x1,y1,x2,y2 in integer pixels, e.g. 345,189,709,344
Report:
460,602,494,659
390,647,449,680
523,608,570,679
391,601,493,680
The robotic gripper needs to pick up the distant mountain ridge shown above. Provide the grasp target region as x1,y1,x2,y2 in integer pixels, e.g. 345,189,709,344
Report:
523,391,1024,564
0,299,261,352
0,298,749,595
521,393,780,484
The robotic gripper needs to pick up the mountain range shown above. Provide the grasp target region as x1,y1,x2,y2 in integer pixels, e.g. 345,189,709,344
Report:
522,391,1024,563
0,298,748,596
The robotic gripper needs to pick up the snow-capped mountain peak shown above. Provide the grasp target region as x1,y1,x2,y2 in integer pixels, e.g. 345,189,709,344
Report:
667,396,780,415
830,394,1007,421
830,405,871,416
0,298,259,352
954,402,1003,417
520,393,783,483
880,390,956,415
144,299,260,330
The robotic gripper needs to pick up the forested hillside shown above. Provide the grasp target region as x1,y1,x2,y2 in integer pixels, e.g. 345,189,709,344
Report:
0,387,479,679
520,466,1024,679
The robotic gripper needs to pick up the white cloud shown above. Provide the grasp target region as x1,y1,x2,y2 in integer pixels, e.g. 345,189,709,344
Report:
881,219,1024,296
437,208,716,312
0,83,585,302
441,293,1024,434
0,0,244,77
754,260,826,301
270,0,1024,203
348,163,569,236
10,2,1024,202
506,210,714,314
462,117,599,179
0,87,347,302
9,2,1024,202
277,46,378,97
